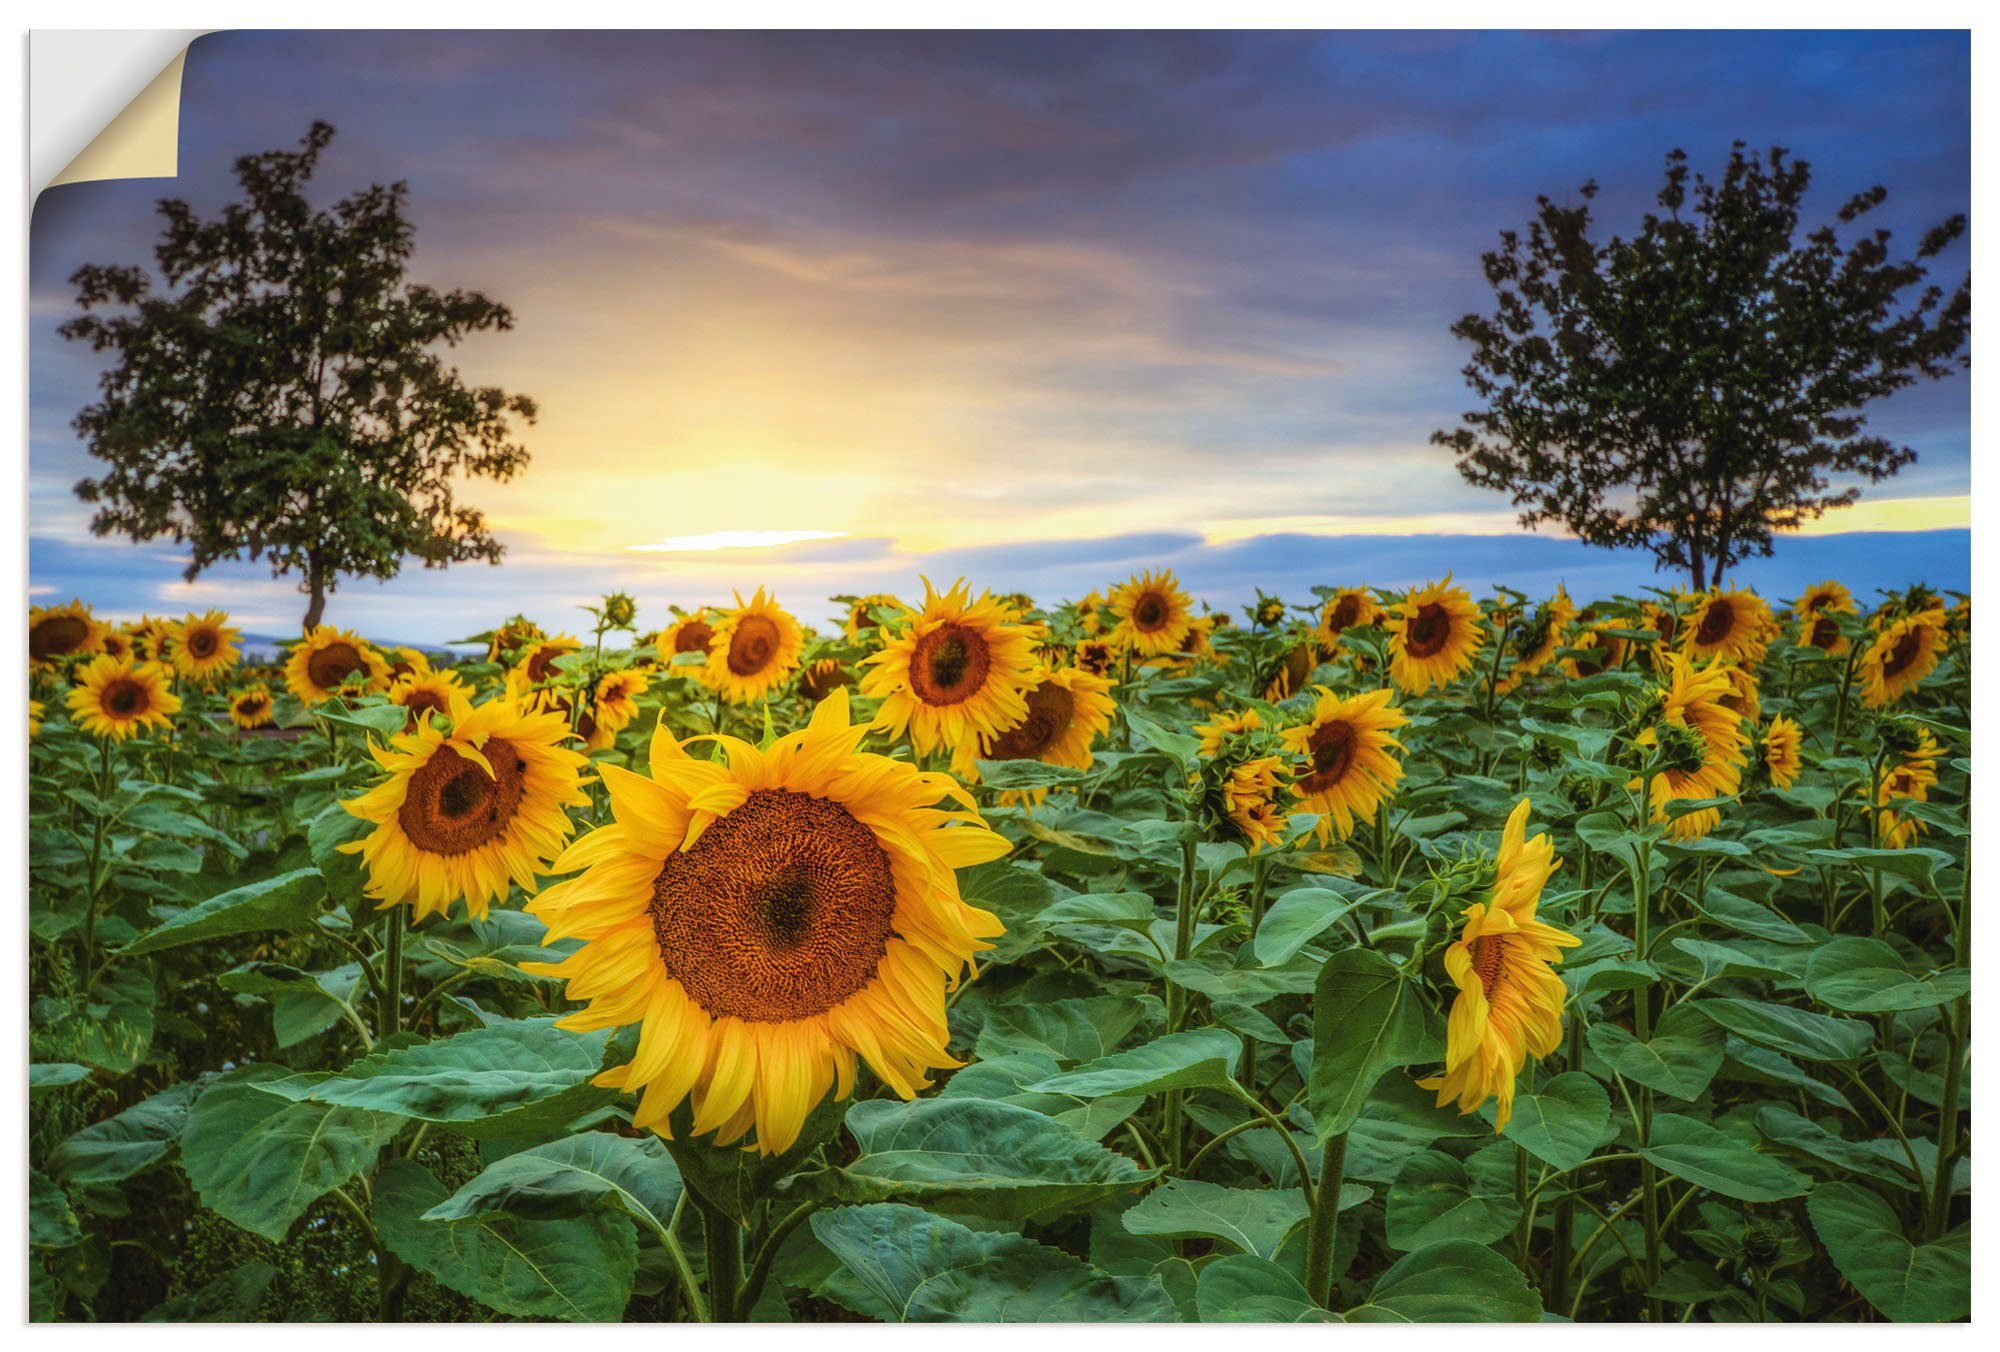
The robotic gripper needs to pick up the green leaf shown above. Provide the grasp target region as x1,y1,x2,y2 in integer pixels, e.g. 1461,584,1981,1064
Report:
974,758,1087,790
30,1063,92,1097
1755,1105,1923,1190
117,867,325,955
1308,948,1434,1140
374,1156,635,1321
315,699,411,739
422,1131,683,1232
1633,1113,1811,1202
1804,846,1955,886
1123,711,1200,771
1385,1143,1521,1250
1586,1003,1725,1100
808,1203,1176,1321
1807,1181,1968,1322
48,1079,202,1184
665,1092,846,1225
825,1097,1151,1221
37,965,155,1073
1194,1254,1339,1322
29,1171,83,1249
1497,1072,1609,1171
1348,1239,1542,1321
139,1263,276,1321
1689,997,1873,1062
1122,1179,1310,1259
1252,886,1371,966
976,995,1153,1065
1804,937,1968,1014
1029,1027,1241,1099
180,1064,403,1242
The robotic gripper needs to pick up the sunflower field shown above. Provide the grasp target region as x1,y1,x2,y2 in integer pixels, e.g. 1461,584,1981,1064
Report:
25,571,1970,1323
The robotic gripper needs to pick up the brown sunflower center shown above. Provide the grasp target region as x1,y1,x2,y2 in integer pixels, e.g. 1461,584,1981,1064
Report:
909,624,991,706
237,695,270,717
650,789,897,1022
103,678,148,718
1695,601,1735,646
400,688,449,724
396,740,527,856
673,621,715,654
987,680,1075,760
1470,932,1509,997
1404,604,1452,659
307,642,367,692
801,660,853,702
1881,631,1923,680
727,616,782,676
1809,616,1840,650
187,629,219,658
30,616,90,660
1131,591,1170,632
527,646,571,683
1296,718,1358,794
1326,595,1362,632
1076,643,1113,675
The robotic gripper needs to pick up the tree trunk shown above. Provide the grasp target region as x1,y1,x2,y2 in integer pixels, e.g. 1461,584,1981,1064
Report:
302,556,327,631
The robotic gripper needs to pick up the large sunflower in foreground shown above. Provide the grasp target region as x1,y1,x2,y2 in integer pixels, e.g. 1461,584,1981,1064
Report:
1858,607,1946,709
522,689,1010,1155
66,655,181,741
1793,580,1856,655
28,600,104,668
285,627,391,706
972,665,1116,775
1682,588,1775,665
1875,729,1942,849
1633,656,1746,841
700,589,804,705
341,697,590,922
227,684,276,731
168,610,242,684
861,580,1038,758
1107,569,1195,658
1387,576,1484,695
1280,685,1407,841
1419,797,1580,1132
1761,715,1803,790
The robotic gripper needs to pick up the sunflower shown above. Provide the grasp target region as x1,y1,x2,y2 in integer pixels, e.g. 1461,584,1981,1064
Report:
66,656,181,741
1252,594,1287,628
1682,588,1775,665
522,689,1009,1155
861,580,1037,758
387,647,433,682
1387,576,1484,695
388,667,470,731
1259,641,1318,700
1560,621,1631,678
30,699,46,738
99,630,134,663
168,610,242,684
486,616,545,662
657,610,718,668
1315,587,1384,654
227,684,277,731
1875,729,1942,849
1107,569,1195,658
1760,715,1803,790
285,627,392,706
1497,588,1577,693
843,595,902,643
700,589,805,705
1858,607,1947,709
1792,580,1855,655
584,669,651,750
1280,685,1407,842
1711,661,1761,725
1418,797,1581,1132
515,635,583,687
340,697,590,923
1633,656,1746,841
1074,639,1118,679
799,658,855,704
1195,708,1262,758
1221,755,1290,853
1074,590,1107,637
28,600,105,668
129,616,175,663
973,666,1116,775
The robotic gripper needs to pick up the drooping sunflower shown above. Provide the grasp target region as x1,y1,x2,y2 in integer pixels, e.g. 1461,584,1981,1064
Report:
1256,641,1316,701
340,697,590,923
799,658,855,704
1280,685,1407,842
1252,594,1288,628
1220,755,1291,853
1710,661,1761,726
700,589,805,705
227,684,276,731
285,627,392,706
168,610,242,684
1194,708,1262,758
1858,607,1947,709
1875,729,1942,849
28,600,104,668
1761,715,1804,790
1560,620,1632,678
1792,580,1856,654
388,667,470,731
523,688,1009,1155
1387,576,1484,695
860,580,1037,758
972,666,1116,775
1633,656,1746,841
583,669,651,750
486,616,545,662
66,655,182,741
1107,569,1195,658
1419,797,1581,1132
1682,588,1775,666
1497,588,1578,693
1315,587,1384,654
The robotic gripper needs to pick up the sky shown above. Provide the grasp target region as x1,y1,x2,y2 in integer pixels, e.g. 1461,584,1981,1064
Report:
28,29,1971,640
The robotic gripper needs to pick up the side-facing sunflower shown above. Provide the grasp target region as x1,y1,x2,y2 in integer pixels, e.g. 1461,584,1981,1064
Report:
1259,641,1319,700
799,658,855,704
1220,755,1291,853
29,600,105,668
1107,569,1195,657
388,667,469,731
1419,797,1581,1131
1315,586,1384,654
1280,685,1407,841
1761,715,1804,790
341,696,590,923
861,579,1037,758
66,655,182,741
583,669,651,750
168,610,242,684
1682,588,1775,665
1496,587,1578,693
843,594,902,643
1560,620,1632,678
1876,729,1942,849
1195,708,1263,758
486,616,545,663
1710,661,1761,725
973,666,1116,774
227,684,276,731
1858,607,1947,709
1793,580,1856,654
1633,656,1746,841
386,647,433,682
522,688,1010,1155
129,616,175,663
700,589,805,705
1387,576,1484,695
285,627,392,706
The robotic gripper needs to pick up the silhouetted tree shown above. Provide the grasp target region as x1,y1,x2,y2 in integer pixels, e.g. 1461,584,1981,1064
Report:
1434,144,1968,590
63,121,535,629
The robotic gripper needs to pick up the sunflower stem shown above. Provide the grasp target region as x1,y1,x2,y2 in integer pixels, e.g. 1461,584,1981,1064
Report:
380,906,404,1041
1163,834,1199,1172
1926,868,1968,1241
1302,1130,1347,1310
699,1198,743,1322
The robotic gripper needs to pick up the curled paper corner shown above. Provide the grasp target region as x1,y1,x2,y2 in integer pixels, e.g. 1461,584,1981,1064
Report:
33,31,204,195
47,48,188,190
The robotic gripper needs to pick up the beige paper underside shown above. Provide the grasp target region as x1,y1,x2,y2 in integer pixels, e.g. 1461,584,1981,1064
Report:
47,49,188,189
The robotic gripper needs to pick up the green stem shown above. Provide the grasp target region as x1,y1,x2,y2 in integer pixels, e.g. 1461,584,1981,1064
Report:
1926,869,1969,1241
737,1200,821,1318
380,907,405,1040
655,1193,709,1322
1302,1132,1348,1310
700,1198,743,1322
1163,834,1199,1172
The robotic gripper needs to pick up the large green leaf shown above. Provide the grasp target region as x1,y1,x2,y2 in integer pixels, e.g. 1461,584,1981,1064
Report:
1586,1003,1724,1100
1633,1113,1810,1202
29,1171,83,1249
665,1092,847,1225
1028,1027,1241,1099
1194,1254,1339,1322
138,1263,276,1321
30,1063,92,1097
1689,997,1873,1062
808,1203,1176,1321
37,965,155,1073
1804,937,1968,1014
1347,1239,1542,1321
48,1079,202,1184
1122,1179,1309,1260
1252,886,1372,967
1496,1072,1609,1171
117,867,326,955
976,995,1153,1065
374,1156,635,1322
1308,948,1435,1140
1756,1105,1923,1191
1385,1143,1521,1250
180,1064,402,1242
1806,1181,1969,1322
422,1131,683,1232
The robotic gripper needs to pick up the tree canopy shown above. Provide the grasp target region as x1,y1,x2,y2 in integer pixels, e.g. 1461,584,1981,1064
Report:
1433,143,1968,590
63,120,536,629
